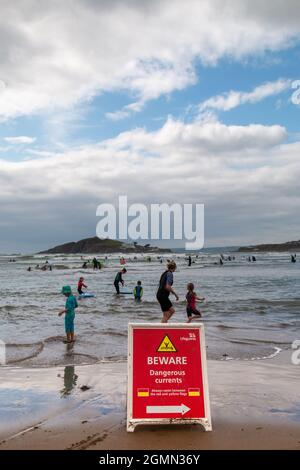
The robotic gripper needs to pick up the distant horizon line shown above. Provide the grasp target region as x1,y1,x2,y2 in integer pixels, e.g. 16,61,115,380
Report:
1,236,300,256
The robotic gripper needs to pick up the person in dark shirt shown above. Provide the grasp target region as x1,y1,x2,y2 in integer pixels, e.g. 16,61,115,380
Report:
156,261,179,323
114,268,127,294
93,257,98,270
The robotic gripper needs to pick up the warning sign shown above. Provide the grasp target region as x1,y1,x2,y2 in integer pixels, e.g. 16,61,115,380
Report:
157,335,177,352
127,323,212,432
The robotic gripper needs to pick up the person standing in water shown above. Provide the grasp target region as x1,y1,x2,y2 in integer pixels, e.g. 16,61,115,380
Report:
114,268,127,294
77,277,87,295
188,255,192,267
156,261,179,323
59,286,78,343
186,283,205,323
92,257,98,270
133,280,143,301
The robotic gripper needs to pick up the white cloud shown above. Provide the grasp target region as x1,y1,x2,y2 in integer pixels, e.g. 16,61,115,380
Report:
0,1,299,121
108,116,287,152
4,136,36,144
1,116,298,250
105,109,131,122
199,79,292,112
105,101,145,121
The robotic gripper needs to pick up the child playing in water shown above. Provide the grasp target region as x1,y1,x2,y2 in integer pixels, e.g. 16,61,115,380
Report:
114,268,127,294
59,285,78,343
133,280,143,301
186,283,205,323
77,276,87,295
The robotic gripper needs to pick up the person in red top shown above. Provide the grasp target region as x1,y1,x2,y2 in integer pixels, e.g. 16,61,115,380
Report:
186,282,205,323
77,277,87,295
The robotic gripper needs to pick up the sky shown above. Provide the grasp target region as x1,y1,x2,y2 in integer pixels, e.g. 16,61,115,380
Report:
0,0,300,253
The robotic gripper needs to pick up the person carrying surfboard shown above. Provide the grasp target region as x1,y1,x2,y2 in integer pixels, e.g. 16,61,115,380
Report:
114,268,127,294
77,277,87,295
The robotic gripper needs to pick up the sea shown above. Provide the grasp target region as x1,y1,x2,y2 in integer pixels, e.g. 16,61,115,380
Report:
0,249,299,367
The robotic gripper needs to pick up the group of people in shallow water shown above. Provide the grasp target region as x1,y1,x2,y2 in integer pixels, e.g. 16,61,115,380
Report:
113,261,204,323
58,260,205,343
36,250,300,343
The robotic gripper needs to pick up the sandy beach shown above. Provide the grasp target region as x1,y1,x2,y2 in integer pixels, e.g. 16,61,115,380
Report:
0,349,299,450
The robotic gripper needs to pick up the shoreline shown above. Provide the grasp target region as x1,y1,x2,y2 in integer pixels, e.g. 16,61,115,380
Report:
0,350,299,450
3,342,284,369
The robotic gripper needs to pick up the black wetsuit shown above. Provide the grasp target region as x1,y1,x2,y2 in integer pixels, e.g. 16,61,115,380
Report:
156,270,173,312
114,271,123,294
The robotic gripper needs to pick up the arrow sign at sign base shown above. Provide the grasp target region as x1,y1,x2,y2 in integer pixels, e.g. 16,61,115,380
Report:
146,404,191,415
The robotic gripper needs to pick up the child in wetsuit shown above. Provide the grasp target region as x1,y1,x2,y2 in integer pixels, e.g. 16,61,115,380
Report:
186,283,205,323
114,268,127,294
77,277,87,295
133,280,143,301
59,285,78,343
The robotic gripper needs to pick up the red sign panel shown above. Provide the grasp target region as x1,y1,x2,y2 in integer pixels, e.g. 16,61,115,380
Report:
131,327,206,420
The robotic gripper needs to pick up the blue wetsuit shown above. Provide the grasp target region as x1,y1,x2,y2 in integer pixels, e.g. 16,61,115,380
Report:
65,295,78,333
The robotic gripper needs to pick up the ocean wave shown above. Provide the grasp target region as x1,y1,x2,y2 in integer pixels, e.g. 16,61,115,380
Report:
101,330,127,337
222,346,282,362
278,322,293,328
228,337,291,346
0,305,19,312
249,299,300,307
216,324,246,330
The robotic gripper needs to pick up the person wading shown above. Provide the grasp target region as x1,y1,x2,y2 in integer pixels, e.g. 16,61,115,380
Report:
156,261,179,323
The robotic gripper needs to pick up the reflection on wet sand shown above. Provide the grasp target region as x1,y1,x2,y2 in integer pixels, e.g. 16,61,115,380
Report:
60,365,78,397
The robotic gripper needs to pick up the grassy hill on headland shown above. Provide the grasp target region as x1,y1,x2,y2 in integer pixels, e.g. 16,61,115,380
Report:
39,237,172,254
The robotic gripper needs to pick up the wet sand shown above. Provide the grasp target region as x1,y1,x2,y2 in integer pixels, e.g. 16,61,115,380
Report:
0,350,299,450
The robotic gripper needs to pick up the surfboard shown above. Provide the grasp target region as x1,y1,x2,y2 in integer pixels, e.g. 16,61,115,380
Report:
119,290,132,295
78,293,95,298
